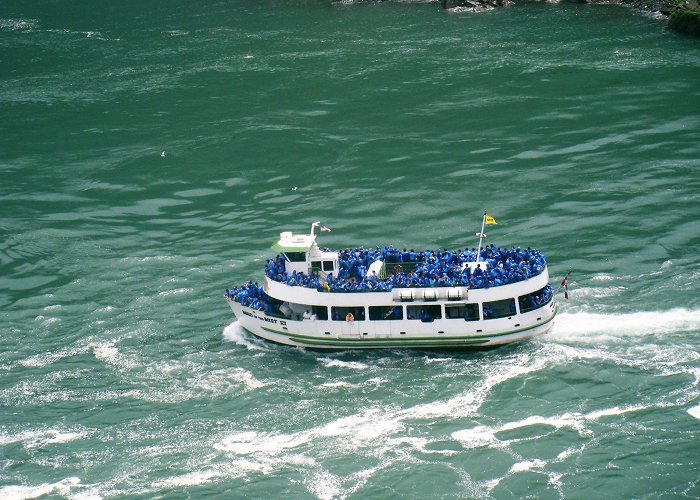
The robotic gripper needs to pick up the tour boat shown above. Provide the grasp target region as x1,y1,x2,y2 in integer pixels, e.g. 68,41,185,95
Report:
225,216,557,349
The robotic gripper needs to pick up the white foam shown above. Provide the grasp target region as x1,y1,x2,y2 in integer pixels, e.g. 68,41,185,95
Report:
189,368,264,393
569,286,627,299
216,406,405,469
229,458,274,475
500,413,589,436
155,470,218,488
33,315,61,326
216,431,309,455
157,288,192,297
318,358,370,370
41,431,85,446
453,410,598,452
0,429,87,449
0,477,81,500
423,356,457,364
585,405,647,420
222,321,265,351
319,377,386,390
408,353,550,420
555,446,579,461
311,410,404,448
319,381,355,388
304,469,342,500
93,344,119,363
385,436,438,454
232,368,264,390
451,425,500,448
93,343,141,370
688,404,700,420
510,459,546,473
366,377,385,385
0,18,39,31
19,345,89,368
550,309,700,342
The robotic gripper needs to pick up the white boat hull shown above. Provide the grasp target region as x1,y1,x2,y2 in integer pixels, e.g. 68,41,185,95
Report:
227,298,556,349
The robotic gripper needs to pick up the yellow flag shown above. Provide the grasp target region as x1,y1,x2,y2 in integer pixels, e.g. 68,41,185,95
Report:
485,215,497,225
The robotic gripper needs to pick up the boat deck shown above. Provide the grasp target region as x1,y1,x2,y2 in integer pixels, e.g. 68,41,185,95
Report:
265,243,546,293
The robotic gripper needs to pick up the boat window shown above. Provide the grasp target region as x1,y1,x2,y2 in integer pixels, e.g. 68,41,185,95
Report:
369,305,403,321
406,305,442,322
331,306,366,321
312,305,329,321
518,284,553,313
285,252,306,262
445,303,480,321
482,298,516,320
322,260,334,272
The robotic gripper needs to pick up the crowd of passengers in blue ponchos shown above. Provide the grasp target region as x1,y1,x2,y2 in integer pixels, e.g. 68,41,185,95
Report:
226,244,549,312
225,280,271,313
266,243,546,292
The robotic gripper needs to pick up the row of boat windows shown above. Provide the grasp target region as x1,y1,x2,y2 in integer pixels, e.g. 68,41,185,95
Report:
299,284,553,322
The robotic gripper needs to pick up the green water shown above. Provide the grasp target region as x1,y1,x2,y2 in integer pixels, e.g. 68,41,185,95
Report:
1,1,700,498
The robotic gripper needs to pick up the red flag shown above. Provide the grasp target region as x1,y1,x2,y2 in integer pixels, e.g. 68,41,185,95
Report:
561,276,569,299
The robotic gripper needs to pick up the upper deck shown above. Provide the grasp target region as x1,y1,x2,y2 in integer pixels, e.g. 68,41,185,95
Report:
265,233,547,295
226,227,553,314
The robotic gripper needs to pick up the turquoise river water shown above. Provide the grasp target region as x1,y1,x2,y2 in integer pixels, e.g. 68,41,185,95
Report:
1,0,700,498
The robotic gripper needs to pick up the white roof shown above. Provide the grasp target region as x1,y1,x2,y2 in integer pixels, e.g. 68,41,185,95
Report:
271,231,316,253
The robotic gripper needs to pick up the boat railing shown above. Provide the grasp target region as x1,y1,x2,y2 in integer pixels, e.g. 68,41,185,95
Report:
310,266,329,285
386,261,420,276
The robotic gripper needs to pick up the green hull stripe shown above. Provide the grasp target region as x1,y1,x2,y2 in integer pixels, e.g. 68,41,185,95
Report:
261,329,488,347
257,311,556,347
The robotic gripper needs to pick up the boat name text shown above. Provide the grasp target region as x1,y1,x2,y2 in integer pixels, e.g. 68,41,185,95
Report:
242,309,286,325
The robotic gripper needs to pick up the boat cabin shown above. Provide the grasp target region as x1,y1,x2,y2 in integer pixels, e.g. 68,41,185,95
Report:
272,229,338,280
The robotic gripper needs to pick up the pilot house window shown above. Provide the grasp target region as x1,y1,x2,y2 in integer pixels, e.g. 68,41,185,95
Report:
285,252,306,262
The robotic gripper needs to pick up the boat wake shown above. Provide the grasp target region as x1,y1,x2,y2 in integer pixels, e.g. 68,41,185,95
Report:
549,308,700,343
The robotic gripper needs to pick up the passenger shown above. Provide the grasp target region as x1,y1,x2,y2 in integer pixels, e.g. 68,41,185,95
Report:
419,308,433,322
258,242,548,293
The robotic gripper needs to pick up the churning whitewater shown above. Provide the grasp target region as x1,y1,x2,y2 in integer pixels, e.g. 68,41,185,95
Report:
1,0,699,497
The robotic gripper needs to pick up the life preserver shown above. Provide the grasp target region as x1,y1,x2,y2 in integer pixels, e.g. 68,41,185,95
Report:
345,312,355,322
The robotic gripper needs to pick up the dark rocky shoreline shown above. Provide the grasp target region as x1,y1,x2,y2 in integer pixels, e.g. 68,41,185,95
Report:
441,0,700,36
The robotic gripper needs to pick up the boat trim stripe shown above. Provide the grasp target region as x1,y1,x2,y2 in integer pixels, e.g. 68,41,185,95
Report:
258,311,555,347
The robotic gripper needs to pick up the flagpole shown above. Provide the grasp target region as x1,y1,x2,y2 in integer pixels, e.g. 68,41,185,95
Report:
554,270,572,298
310,221,320,236
475,210,487,263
